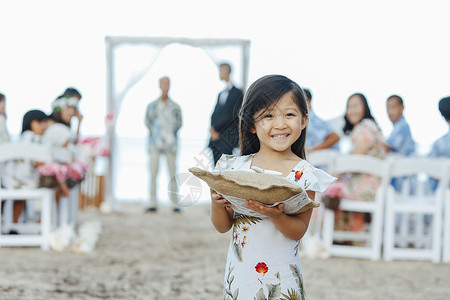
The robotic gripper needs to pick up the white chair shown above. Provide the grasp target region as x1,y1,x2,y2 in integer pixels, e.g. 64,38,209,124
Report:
322,154,390,261
0,143,54,250
383,157,450,263
57,186,80,228
307,149,339,172
443,185,450,263
302,149,338,258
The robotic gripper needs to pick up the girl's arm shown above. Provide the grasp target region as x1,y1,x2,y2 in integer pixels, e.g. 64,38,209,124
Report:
210,189,234,233
246,190,316,241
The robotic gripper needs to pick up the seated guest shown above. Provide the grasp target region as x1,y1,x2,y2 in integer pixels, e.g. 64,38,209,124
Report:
0,92,9,143
385,95,415,156
303,88,340,152
384,95,416,191
334,93,385,236
429,96,450,158
428,96,450,191
1,110,49,227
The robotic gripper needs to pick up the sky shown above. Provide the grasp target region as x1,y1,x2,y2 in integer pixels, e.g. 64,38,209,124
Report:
1,0,450,201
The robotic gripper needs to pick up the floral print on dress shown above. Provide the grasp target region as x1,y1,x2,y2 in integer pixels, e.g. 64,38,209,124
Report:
294,170,303,181
232,214,262,262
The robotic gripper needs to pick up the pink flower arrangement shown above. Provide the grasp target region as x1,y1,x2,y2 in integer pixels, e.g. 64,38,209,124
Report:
323,182,348,199
77,136,110,158
37,162,68,182
66,159,90,181
322,182,348,210
37,159,90,188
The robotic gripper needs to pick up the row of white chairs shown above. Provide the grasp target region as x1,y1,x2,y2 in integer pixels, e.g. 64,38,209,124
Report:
306,149,450,263
0,143,79,250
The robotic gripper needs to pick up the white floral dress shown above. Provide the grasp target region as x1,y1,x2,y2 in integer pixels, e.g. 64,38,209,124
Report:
215,154,335,300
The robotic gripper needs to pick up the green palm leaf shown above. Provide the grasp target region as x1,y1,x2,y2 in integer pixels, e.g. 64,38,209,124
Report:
281,289,302,300
234,214,262,226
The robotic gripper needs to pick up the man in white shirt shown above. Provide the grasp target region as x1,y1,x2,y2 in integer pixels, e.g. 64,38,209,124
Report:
209,63,243,164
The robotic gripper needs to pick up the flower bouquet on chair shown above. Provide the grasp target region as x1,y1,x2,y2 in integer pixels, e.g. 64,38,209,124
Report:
37,159,90,189
66,159,90,188
37,163,67,188
322,182,348,211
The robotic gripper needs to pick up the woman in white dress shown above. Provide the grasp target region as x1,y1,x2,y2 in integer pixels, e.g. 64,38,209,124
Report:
210,75,335,300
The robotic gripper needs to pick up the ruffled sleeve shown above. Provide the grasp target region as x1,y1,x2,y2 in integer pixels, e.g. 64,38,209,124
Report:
214,154,237,171
290,160,336,192
214,154,254,172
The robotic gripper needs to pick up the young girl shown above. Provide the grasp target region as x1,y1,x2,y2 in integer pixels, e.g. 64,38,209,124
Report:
210,75,335,300
1,110,49,226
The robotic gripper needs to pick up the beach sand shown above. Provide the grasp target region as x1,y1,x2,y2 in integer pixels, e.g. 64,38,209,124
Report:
0,203,449,300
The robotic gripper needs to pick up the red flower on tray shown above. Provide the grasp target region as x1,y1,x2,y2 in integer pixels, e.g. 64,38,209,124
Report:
255,262,268,274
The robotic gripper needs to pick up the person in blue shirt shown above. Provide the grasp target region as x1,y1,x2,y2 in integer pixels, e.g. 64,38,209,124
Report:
385,95,416,156
428,96,450,191
384,95,416,191
429,96,450,158
303,88,340,152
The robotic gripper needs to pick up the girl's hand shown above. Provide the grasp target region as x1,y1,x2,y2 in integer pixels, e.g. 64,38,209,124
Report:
246,199,284,218
210,189,233,209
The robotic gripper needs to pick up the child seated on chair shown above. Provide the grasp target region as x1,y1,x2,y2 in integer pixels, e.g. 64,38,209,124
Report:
1,110,49,227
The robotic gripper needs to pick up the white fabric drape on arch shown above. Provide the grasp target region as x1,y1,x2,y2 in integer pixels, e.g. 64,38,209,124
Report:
104,36,250,209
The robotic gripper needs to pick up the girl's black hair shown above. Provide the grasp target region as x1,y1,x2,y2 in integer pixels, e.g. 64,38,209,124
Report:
342,93,377,135
22,110,49,133
62,87,82,99
48,111,70,127
239,75,309,159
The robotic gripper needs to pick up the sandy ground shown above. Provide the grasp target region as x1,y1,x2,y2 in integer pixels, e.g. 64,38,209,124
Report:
0,203,449,300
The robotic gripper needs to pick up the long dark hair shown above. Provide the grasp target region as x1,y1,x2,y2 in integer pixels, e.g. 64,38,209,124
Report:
22,110,49,133
239,75,309,159
343,93,377,135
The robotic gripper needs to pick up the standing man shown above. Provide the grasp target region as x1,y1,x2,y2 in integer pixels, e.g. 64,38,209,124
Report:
145,76,183,212
209,63,243,165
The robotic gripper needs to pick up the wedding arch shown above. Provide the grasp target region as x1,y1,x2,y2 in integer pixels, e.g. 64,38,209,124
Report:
104,36,251,209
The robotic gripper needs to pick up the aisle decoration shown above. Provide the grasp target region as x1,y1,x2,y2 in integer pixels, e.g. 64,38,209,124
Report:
322,182,348,210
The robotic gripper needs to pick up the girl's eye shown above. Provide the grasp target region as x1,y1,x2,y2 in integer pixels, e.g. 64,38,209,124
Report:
286,113,295,117
264,114,274,119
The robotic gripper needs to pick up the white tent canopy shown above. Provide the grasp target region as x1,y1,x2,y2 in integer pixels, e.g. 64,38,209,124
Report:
104,36,251,208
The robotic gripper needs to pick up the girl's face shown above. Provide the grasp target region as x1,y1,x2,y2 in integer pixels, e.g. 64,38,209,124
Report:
253,93,307,156
30,120,48,136
346,95,365,125
60,106,76,123
0,99,5,115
